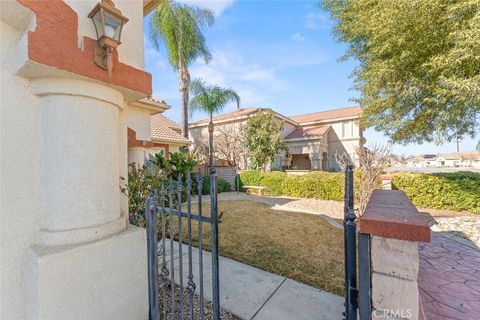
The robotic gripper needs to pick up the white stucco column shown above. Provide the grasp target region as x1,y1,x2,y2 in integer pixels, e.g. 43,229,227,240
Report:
31,78,126,245
26,78,148,320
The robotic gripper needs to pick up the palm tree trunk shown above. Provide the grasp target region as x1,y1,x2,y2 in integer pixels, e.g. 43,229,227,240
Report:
179,61,190,139
208,113,214,175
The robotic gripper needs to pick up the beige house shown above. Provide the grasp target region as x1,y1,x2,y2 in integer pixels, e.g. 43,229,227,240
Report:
127,97,190,165
189,106,364,171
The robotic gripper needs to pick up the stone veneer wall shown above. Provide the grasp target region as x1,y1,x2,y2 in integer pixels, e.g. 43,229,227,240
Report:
215,166,237,189
359,190,431,320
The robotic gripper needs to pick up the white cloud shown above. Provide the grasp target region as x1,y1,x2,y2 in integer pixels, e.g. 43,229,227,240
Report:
189,49,285,106
305,12,331,30
241,69,274,82
291,32,306,42
180,0,235,16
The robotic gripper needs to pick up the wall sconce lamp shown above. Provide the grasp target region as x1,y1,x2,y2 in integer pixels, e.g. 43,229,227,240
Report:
88,0,128,77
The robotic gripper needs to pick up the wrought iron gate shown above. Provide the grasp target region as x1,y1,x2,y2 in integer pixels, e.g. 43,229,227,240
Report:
145,171,220,320
343,165,371,320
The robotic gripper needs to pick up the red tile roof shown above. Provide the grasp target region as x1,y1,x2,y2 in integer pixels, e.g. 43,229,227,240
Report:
290,106,362,124
439,152,480,161
151,114,190,145
285,126,331,140
190,108,262,126
151,113,181,131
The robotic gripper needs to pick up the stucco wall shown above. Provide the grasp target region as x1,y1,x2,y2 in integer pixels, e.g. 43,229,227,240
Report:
1,19,43,320
326,120,362,170
1,1,148,319
127,105,152,141
65,0,144,70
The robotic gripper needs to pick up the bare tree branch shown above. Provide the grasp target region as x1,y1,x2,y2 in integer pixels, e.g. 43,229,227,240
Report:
337,143,391,215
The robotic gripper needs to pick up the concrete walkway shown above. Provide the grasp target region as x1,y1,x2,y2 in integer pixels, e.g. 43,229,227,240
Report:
163,242,344,320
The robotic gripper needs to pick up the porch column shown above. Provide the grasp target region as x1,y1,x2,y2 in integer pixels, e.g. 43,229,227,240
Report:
32,78,126,246
27,78,148,320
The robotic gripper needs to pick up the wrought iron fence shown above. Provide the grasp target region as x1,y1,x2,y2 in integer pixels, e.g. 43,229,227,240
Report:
343,165,358,320
343,164,372,320
145,171,220,320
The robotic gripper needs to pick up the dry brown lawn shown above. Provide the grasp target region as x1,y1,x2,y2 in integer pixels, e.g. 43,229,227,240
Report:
173,200,344,296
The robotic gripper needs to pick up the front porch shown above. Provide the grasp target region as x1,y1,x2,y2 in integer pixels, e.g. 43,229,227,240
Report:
283,146,330,171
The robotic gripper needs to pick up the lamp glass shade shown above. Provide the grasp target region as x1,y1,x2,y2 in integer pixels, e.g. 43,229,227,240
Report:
91,8,104,40
103,11,123,41
89,3,126,43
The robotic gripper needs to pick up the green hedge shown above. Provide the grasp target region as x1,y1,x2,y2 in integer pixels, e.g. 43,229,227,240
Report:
240,170,480,214
391,172,480,214
193,175,231,195
239,170,344,201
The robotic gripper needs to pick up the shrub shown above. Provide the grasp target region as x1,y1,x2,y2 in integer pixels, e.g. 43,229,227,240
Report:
239,170,263,186
258,171,287,195
217,179,231,193
192,175,231,195
283,172,344,201
391,172,480,214
239,170,480,214
239,171,344,201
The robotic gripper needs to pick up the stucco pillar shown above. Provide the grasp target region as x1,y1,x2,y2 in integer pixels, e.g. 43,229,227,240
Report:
31,78,126,246
27,78,148,320
359,190,431,320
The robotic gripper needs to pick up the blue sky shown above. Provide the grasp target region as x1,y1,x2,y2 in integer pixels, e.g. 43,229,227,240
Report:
143,0,478,157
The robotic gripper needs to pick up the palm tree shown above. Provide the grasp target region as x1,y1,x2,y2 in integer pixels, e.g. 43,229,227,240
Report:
190,79,240,174
150,0,214,138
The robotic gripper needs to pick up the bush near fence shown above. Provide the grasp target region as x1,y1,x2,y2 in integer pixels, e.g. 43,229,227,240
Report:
391,172,480,214
239,170,480,214
239,170,344,201
194,174,231,195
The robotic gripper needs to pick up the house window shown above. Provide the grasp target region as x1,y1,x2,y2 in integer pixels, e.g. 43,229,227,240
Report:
342,123,346,137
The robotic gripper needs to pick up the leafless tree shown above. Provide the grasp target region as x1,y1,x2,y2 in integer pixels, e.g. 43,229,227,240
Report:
336,143,391,215
356,143,391,215
213,124,247,167
192,124,247,168
192,138,209,164
335,151,353,173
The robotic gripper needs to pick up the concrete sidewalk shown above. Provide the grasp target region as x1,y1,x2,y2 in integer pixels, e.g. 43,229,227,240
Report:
162,242,343,320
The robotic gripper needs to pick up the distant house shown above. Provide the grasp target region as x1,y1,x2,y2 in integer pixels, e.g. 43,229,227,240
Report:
405,154,438,168
189,106,364,171
434,152,480,168
127,97,190,165
403,152,480,168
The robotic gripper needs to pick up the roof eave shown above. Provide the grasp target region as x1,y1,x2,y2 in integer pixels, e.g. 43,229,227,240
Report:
131,100,170,115
296,115,360,126
189,108,299,128
285,136,324,142
143,0,162,16
152,137,191,146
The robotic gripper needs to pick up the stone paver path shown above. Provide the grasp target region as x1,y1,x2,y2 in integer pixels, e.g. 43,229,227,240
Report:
163,242,344,320
418,232,480,319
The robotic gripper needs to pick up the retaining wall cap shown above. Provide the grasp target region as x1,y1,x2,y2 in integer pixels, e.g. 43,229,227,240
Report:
359,190,431,242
